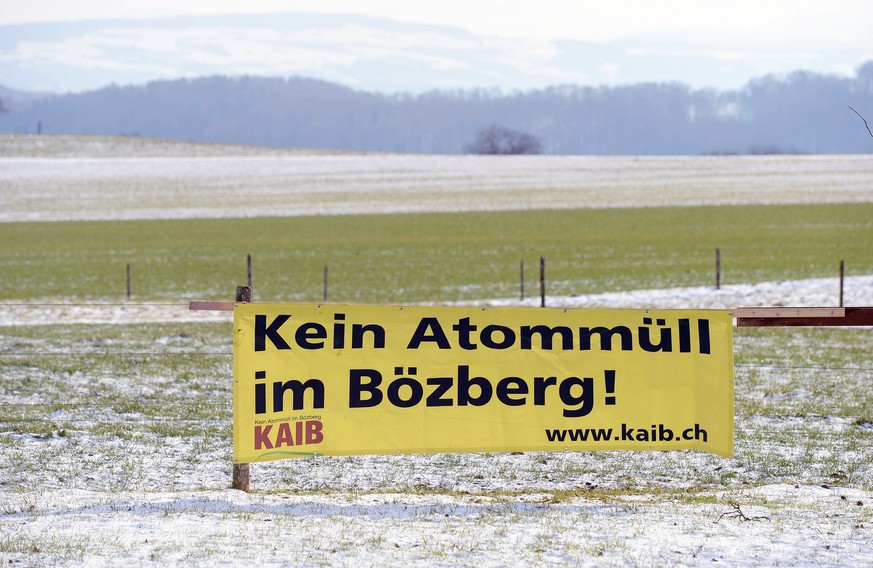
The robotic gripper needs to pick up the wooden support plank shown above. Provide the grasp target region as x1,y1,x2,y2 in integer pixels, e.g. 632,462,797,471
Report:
737,307,873,327
189,301,235,311
187,300,867,327
188,303,856,319
731,307,844,319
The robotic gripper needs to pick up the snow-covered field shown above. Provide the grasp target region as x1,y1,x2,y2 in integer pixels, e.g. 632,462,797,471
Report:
1,278,871,566
1,136,871,566
1,482,868,566
2,135,873,222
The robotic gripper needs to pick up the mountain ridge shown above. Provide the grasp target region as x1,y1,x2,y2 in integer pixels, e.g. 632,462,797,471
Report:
1,62,872,155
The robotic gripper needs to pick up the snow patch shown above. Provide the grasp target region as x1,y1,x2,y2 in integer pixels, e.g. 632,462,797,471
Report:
3,275,870,327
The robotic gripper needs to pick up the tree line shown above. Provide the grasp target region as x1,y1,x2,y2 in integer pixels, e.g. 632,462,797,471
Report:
1,62,872,154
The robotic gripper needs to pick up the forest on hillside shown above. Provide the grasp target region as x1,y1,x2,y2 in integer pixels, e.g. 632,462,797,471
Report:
1,62,872,154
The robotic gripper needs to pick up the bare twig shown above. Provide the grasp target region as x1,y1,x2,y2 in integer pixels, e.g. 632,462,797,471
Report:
717,500,770,523
849,106,873,138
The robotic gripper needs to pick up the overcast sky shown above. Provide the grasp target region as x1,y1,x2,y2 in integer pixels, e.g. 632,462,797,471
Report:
3,0,872,45
2,0,872,94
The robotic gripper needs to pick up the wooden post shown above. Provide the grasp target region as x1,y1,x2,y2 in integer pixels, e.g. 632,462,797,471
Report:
247,254,253,289
539,256,546,308
715,248,721,290
323,265,329,302
233,285,252,492
126,264,131,299
839,260,845,307
520,260,525,301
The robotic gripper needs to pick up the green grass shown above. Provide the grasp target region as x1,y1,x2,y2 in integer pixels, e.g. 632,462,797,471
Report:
0,321,233,447
1,202,871,302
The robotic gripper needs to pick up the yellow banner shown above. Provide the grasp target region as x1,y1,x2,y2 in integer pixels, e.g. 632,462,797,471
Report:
233,304,733,462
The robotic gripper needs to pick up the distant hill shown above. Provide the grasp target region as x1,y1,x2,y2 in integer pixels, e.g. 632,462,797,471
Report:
0,85,51,112
1,63,872,154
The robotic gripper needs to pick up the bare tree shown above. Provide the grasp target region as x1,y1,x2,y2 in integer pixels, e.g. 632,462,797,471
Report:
464,124,542,154
849,106,873,138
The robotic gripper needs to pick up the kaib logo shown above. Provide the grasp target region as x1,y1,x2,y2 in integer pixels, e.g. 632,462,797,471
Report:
254,419,324,450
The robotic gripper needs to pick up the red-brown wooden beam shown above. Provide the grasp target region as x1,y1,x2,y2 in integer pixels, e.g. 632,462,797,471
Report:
736,307,873,327
189,301,871,327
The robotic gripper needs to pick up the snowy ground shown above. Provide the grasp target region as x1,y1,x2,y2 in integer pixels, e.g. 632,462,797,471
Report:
0,136,870,565
2,136,873,222
1,277,871,566
2,274,871,326
1,483,868,566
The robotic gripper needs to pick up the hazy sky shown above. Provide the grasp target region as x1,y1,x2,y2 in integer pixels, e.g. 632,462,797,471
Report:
2,0,872,94
4,0,872,45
